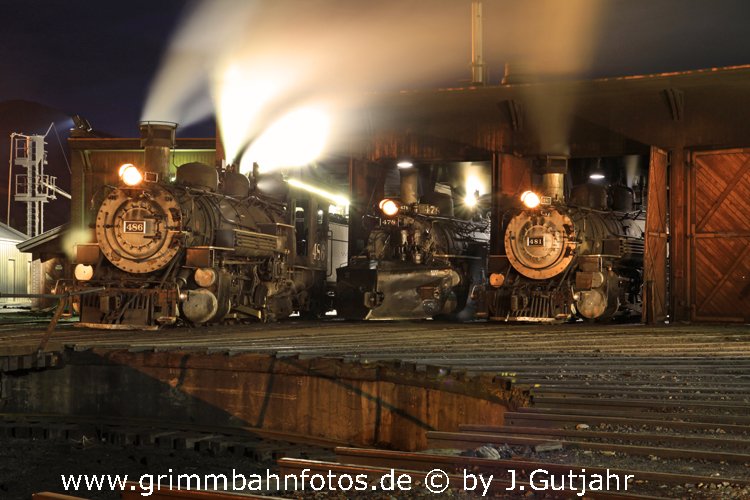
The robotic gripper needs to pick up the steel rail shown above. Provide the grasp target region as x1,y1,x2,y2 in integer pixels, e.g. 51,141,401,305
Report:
278,457,662,499
334,446,750,487
426,431,750,464
506,410,750,430
458,424,750,451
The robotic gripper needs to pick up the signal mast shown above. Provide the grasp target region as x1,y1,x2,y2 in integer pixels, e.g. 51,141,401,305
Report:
8,123,70,237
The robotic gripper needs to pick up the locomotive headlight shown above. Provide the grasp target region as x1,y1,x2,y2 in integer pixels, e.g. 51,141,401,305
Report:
521,190,541,209
489,273,505,288
118,163,132,177
194,268,217,288
119,164,143,186
379,198,400,217
74,263,94,281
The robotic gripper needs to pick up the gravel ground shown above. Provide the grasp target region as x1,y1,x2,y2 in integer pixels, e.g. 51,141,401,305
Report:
0,436,568,500
0,436,281,500
455,443,750,499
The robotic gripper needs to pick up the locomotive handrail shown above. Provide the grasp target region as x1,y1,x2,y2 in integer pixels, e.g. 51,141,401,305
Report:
0,287,105,299
432,254,483,260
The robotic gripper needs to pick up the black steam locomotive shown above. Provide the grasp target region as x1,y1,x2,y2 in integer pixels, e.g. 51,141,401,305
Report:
483,156,644,322
73,125,328,328
336,167,488,320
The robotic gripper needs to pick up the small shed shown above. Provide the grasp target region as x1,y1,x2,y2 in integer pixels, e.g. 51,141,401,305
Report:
0,222,31,306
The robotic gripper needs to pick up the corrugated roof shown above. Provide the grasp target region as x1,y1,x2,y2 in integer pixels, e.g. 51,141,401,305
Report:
15,223,67,253
0,222,27,242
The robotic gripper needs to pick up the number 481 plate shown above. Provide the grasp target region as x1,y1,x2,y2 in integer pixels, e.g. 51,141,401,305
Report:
527,237,544,246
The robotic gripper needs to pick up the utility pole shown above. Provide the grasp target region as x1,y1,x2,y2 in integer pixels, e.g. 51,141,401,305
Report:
471,0,485,85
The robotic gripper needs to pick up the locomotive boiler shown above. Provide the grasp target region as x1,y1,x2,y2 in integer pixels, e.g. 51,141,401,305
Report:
73,122,326,328
336,167,488,320
484,156,644,322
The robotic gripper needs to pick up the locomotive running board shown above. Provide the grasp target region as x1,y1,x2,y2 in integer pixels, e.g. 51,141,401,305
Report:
489,316,566,323
78,322,160,331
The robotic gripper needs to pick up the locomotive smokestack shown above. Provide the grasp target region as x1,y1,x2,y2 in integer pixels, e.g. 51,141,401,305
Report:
139,121,177,180
399,167,419,205
538,155,568,203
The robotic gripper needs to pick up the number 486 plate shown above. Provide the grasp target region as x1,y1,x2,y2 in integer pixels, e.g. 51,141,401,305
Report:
123,220,146,233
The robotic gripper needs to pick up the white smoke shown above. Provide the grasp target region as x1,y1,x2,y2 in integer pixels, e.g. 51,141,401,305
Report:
142,0,604,163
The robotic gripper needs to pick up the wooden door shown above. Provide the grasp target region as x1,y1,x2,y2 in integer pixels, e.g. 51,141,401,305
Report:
642,147,669,323
691,149,750,322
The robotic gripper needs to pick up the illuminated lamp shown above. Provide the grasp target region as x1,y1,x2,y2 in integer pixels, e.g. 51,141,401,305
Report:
520,190,541,209
74,264,94,281
379,198,400,217
489,273,505,288
119,164,144,186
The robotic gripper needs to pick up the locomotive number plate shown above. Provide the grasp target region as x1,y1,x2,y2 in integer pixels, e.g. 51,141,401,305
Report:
527,237,544,246
123,220,146,233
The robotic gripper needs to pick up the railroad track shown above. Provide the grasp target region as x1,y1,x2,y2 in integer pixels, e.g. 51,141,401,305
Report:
34,488,280,500
279,388,750,498
1,321,749,357
246,323,749,499
7,412,331,499
3,321,750,497
1,413,337,463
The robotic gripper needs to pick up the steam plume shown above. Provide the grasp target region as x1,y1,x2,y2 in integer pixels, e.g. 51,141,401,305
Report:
143,0,604,162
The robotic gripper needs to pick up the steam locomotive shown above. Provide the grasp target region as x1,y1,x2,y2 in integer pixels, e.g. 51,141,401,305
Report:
73,123,329,328
483,156,644,322
336,167,488,320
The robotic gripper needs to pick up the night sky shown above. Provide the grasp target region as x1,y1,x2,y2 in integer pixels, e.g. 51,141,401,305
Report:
0,0,191,137
1,0,750,138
